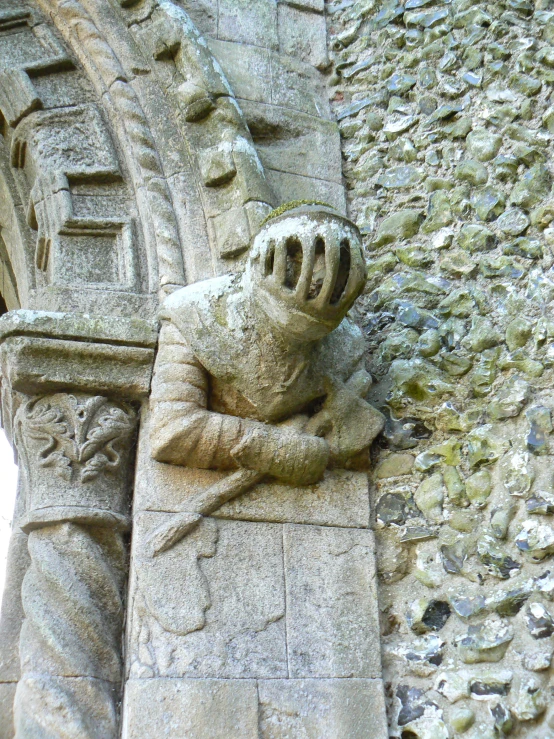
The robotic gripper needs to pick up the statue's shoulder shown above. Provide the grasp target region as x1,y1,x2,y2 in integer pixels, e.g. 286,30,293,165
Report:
161,273,240,321
318,318,366,377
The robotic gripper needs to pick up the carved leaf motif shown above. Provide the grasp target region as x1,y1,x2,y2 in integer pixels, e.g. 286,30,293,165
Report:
25,403,75,477
21,395,136,483
80,405,135,482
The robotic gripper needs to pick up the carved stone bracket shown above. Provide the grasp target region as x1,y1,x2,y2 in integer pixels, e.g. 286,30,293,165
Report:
0,310,155,738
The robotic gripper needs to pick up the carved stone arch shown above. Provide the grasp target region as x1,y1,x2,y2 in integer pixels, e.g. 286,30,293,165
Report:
0,0,283,318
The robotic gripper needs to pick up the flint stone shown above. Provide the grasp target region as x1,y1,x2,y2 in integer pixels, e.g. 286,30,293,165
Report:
436,671,470,703
512,677,547,721
375,453,415,479
284,525,381,678
374,209,423,246
516,520,554,561
258,679,388,739
123,679,259,738
457,224,497,252
376,166,424,189
455,160,489,186
510,164,551,209
477,535,521,579
455,620,514,664
470,672,512,699
525,602,554,639
466,129,502,162
376,493,408,526
496,208,530,236
406,599,451,634
450,707,475,732
523,649,553,671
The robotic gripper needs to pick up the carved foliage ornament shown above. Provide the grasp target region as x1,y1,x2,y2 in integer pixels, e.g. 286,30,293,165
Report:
20,394,136,483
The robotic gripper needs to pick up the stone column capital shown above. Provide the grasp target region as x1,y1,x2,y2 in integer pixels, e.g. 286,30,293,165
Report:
0,310,157,445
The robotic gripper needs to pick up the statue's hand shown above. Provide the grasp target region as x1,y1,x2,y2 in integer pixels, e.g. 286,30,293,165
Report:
305,374,384,468
231,425,329,486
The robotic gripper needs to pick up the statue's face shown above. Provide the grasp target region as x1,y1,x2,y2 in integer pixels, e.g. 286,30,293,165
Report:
248,206,366,341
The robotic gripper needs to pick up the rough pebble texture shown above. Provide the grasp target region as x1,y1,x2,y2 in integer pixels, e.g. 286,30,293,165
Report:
327,0,554,736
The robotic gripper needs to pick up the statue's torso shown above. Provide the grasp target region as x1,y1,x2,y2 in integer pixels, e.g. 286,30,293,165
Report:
162,276,366,423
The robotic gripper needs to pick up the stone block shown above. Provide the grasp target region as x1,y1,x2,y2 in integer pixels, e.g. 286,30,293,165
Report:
0,21,70,77
123,679,259,739
270,52,330,118
134,413,370,528
0,532,29,682
0,682,15,739
198,145,237,187
129,515,287,678
218,469,370,528
241,100,342,183
277,4,329,70
0,337,154,400
218,0,279,50
208,40,272,104
284,525,382,678
176,0,217,35
210,205,251,258
11,104,120,179
258,679,388,739
266,169,347,213
14,676,119,737
0,69,41,127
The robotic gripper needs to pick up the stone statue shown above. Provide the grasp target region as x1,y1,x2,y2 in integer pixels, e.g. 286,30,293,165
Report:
149,203,384,550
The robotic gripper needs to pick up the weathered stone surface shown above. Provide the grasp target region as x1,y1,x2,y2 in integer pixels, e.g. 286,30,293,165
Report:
130,515,287,679
123,679,259,738
0,683,15,739
258,679,388,739
0,532,28,684
277,4,328,70
218,0,278,49
284,524,381,678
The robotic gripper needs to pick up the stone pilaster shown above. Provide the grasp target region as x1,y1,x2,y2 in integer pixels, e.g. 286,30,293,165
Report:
0,311,156,739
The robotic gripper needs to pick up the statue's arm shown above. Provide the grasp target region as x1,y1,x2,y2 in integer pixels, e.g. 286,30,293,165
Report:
150,321,244,469
150,321,329,484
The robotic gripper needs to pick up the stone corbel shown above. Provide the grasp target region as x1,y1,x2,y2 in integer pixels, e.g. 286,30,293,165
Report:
0,310,156,738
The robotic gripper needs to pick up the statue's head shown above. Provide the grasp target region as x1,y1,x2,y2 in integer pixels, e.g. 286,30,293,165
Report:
247,202,366,341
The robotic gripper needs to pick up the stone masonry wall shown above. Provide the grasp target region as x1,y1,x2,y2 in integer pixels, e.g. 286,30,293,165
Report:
327,0,554,736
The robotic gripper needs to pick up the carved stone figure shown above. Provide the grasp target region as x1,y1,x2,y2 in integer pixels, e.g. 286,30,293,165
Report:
149,203,384,536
